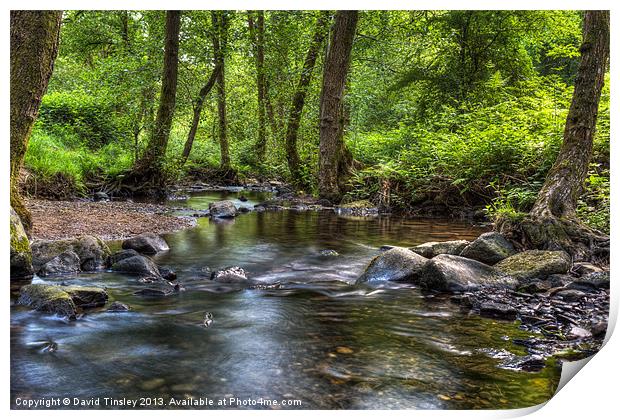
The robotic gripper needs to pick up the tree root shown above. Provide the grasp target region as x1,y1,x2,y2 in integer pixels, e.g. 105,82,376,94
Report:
496,214,609,263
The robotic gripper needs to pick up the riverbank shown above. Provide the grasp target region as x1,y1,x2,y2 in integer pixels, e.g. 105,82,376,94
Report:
26,198,196,241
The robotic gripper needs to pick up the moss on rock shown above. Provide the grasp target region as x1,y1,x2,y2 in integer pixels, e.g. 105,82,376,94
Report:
494,250,571,280
17,283,108,318
10,207,33,280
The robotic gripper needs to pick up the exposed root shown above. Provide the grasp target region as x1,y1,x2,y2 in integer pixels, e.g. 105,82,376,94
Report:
496,214,609,263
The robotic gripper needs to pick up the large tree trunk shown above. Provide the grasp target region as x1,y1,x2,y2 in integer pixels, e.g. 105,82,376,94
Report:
181,64,221,164
497,10,610,261
10,10,63,232
212,11,232,171
285,11,331,190
248,11,268,161
318,11,358,202
128,11,180,196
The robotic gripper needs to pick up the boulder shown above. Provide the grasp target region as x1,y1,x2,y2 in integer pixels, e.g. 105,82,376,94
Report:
93,191,109,201
356,247,428,284
31,235,111,273
107,302,131,312
17,284,108,318
158,266,177,281
122,233,169,255
417,254,518,292
211,266,250,284
10,207,33,280
39,250,81,276
108,249,140,266
209,200,237,218
111,255,161,277
411,240,469,259
494,250,571,280
460,232,515,264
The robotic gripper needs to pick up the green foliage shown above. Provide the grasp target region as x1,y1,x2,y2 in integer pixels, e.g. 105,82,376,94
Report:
577,165,610,234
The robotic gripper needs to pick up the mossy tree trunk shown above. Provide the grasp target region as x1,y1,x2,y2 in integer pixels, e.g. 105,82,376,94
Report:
10,10,62,233
212,11,232,172
128,11,180,196
497,10,610,261
285,11,331,191
318,11,358,203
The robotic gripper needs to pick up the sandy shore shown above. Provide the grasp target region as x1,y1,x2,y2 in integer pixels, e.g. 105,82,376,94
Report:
26,199,196,241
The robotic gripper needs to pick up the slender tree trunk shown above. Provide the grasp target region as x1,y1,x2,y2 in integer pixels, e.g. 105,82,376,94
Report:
285,11,331,189
497,10,610,260
248,11,268,161
318,11,358,202
131,10,180,191
212,11,231,169
10,10,63,232
181,64,221,164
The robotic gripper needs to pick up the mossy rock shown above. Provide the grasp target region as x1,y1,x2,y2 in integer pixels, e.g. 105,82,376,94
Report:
460,232,516,264
31,235,111,274
17,284,108,318
340,200,374,209
10,207,33,280
494,250,571,280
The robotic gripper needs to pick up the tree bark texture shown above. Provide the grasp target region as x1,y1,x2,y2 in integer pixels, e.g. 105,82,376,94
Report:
212,11,231,169
248,11,268,160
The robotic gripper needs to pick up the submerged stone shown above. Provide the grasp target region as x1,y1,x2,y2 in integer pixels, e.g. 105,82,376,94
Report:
356,247,428,284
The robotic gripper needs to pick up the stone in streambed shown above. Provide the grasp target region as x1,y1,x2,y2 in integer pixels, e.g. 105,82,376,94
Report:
17,284,108,318
356,247,428,284
211,266,250,284
494,250,571,280
122,233,169,255
31,235,111,273
411,240,469,259
417,254,517,292
108,249,140,266
10,207,34,281
478,302,518,320
111,255,161,277
158,266,177,280
209,200,238,218
39,250,81,276
567,271,610,291
460,232,515,264
107,302,131,312
133,287,174,297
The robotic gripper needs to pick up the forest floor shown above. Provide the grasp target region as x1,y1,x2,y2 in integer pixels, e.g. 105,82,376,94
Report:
26,198,196,241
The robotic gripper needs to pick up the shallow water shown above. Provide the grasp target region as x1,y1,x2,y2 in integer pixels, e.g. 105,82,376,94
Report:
11,190,561,409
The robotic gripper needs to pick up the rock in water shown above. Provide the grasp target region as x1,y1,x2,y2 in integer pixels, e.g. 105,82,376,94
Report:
211,266,250,284
17,284,108,318
356,247,428,284
31,235,111,273
494,250,571,280
10,207,34,281
39,250,81,276
107,302,131,312
417,254,518,292
111,255,161,277
209,200,238,218
159,266,177,280
568,271,610,291
122,233,169,255
319,249,339,257
460,232,515,264
411,240,469,259
108,249,140,266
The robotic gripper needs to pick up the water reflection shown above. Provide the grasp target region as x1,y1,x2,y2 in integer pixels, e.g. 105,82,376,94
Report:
10,191,560,409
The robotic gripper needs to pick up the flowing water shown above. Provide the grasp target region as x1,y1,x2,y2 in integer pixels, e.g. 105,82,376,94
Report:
10,190,561,409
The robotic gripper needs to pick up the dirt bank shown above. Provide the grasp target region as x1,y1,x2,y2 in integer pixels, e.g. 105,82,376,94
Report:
26,199,195,241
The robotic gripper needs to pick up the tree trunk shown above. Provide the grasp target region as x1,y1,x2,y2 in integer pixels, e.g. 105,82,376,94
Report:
285,11,331,190
212,11,231,170
497,10,610,261
248,11,268,161
181,64,221,164
10,10,63,232
318,11,358,202
130,10,180,195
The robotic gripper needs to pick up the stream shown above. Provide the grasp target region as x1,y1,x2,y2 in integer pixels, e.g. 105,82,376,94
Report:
10,190,561,409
